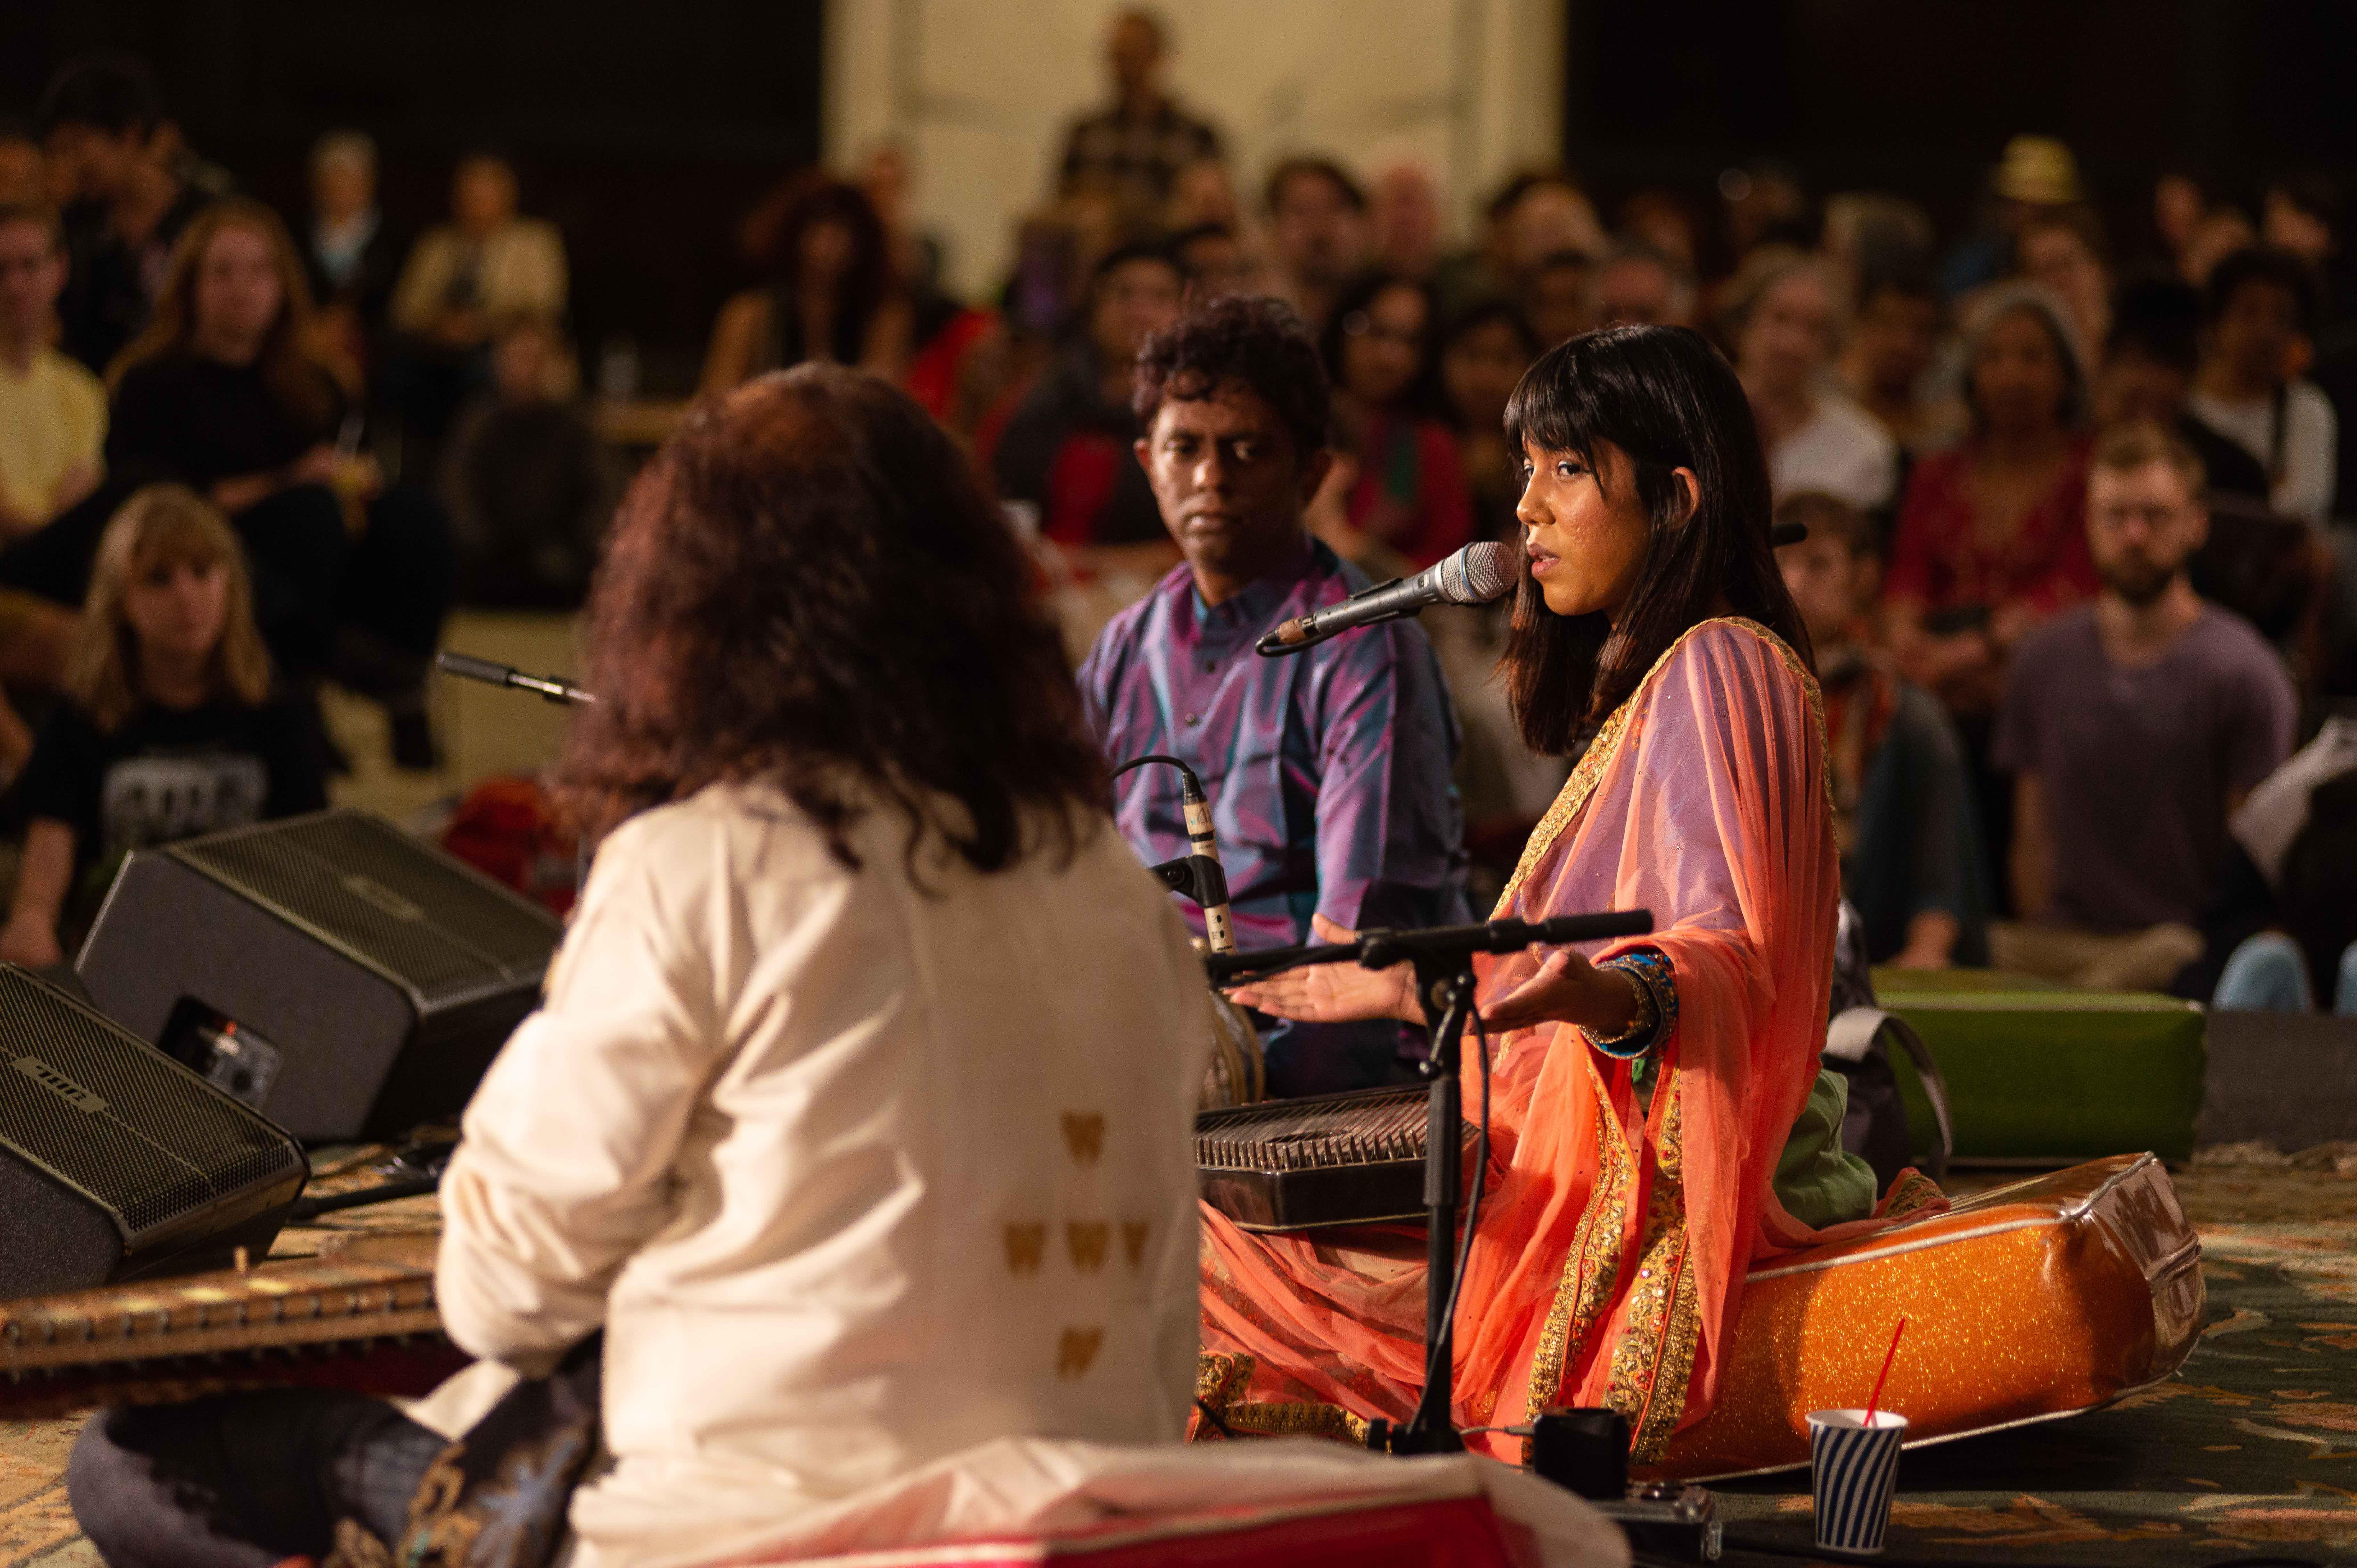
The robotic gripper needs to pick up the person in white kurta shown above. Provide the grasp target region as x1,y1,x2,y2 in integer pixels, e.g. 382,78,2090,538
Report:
411,777,1211,1567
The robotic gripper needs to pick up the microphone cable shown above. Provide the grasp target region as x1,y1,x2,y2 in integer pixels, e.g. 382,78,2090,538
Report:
1111,754,1234,953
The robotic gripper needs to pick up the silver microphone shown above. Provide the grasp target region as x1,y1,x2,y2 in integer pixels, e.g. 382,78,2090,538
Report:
1256,540,1518,656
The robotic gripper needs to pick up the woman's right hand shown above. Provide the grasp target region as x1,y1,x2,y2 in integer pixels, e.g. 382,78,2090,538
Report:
0,911,61,969
1222,913,1423,1025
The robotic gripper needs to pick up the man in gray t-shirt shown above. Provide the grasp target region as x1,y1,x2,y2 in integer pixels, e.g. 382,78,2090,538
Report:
1993,421,2297,991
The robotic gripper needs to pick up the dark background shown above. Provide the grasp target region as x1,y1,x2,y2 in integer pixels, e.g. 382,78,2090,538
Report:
7,2,2355,389
1567,0,2357,259
0,0,827,394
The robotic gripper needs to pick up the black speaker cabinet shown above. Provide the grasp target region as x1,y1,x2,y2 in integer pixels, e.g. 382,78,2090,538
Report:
78,810,564,1141
0,965,306,1297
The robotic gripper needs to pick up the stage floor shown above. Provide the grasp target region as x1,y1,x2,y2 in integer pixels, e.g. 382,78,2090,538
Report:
0,1163,2346,1567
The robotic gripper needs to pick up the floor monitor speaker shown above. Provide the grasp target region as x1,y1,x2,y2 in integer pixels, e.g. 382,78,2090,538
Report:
0,965,305,1296
77,810,563,1141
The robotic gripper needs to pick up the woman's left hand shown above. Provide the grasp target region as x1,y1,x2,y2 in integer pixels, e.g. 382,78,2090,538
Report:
1478,947,1641,1035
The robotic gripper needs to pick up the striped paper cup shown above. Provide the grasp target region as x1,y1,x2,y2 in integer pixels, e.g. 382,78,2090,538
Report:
1807,1408,1908,1555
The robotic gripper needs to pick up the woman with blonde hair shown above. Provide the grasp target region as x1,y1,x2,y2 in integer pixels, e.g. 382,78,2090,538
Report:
102,199,450,765
0,484,324,966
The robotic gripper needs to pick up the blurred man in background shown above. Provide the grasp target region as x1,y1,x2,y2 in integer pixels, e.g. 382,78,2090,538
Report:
1055,9,1223,226
1997,422,2296,991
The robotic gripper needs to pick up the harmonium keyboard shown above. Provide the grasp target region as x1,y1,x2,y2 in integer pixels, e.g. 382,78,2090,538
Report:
1195,1085,1476,1231
0,1232,465,1418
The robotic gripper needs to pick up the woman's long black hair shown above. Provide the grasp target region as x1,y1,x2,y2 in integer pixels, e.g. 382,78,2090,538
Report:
1500,324,1811,754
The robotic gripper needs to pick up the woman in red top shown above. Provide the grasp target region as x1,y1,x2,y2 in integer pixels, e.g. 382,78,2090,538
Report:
1885,283,2097,716
1319,274,1474,570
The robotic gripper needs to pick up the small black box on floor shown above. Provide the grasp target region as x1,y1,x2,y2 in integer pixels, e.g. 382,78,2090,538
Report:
77,810,563,1141
0,965,305,1297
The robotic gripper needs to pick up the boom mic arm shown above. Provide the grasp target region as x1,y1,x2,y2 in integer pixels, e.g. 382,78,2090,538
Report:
436,651,595,705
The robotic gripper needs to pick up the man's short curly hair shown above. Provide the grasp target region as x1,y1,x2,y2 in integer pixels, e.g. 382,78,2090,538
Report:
1130,295,1330,462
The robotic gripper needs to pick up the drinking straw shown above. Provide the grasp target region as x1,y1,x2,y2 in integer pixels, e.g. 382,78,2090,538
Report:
1864,1316,1907,1425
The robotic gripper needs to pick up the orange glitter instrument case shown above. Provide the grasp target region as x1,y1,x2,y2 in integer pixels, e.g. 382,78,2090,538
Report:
1652,1153,2203,1479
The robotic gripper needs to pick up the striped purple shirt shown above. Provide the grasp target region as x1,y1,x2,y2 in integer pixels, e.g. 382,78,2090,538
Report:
1078,539,1470,1093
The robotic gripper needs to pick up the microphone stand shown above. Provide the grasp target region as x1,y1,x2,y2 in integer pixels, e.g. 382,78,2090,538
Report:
1204,909,1652,1452
435,651,595,706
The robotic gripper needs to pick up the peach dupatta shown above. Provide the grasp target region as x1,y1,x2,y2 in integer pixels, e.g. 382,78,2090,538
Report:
1200,619,1938,1462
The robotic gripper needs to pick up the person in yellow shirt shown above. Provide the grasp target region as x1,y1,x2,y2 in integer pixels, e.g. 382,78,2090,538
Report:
0,202,104,538
0,202,92,774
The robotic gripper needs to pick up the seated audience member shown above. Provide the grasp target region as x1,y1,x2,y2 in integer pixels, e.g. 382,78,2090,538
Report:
1839,266,1946,455
1481,171,1607,300
1939,135,2082,299
2262,174,2340,301
1369,159,1444,284
65,369,1212,1568
37,56,211,375
1079,296,1469,1095
0,203,104,541
990,242,1183,573
1164,155,1239,232
1055,8,1222,223
1439,297,1541,542
1260,156,1369,336
2213,717,2357,1013
2012,208,2112,358
1724,248,1898,513
1886,283,2097,717
1777,491,1989,968
1168,220,1258,302
0,128,41,205
442,316,605,608
2098,277,2271,504
0,485,324,966
1995,422,2296,991
1592,238,1695,329
103,200,454,764
2152,172,2209,280
1520,247,1594,348
2188,246,2337,526
388,153,567,453
1819,192,1936,305
1319,273,1472,570
701,179,909,395
300,131,400,381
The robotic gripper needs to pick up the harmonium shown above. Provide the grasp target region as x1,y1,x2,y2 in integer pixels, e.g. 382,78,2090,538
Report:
1195,1085,1475,1231
0,1232,466,1418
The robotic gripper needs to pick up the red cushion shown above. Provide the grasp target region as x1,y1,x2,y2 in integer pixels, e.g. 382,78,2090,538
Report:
758,1494,1531,1567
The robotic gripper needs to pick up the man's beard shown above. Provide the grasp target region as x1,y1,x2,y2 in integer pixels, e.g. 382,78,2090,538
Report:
2101,557,2179,606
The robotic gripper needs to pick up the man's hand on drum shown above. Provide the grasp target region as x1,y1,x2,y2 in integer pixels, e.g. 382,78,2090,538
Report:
1222,914,1423,1024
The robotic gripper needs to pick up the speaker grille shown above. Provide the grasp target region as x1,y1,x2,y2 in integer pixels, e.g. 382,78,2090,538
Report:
0,969,295,1237
172,812,560,1003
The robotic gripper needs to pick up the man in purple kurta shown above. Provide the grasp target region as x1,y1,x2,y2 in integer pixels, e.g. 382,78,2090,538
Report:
1078,297,1469,1096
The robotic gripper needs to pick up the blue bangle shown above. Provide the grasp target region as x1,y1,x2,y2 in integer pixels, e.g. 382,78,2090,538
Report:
1581,948,1678,1059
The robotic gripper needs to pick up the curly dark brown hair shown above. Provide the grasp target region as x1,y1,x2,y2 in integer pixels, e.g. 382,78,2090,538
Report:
557,365,1106,871
1131,295,1330,461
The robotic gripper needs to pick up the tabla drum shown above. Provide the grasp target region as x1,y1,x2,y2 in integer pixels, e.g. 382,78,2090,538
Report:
1201,990,1266,1111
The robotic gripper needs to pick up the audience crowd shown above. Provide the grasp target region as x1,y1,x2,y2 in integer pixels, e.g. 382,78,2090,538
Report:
3,22,2356,1012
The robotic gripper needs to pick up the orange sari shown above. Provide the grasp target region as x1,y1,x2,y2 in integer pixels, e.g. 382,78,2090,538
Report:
1200,618,1939,1462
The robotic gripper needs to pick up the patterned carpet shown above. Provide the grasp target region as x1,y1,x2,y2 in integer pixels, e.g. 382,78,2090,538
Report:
1,1162,2351,1566
1714,1164,2357,1566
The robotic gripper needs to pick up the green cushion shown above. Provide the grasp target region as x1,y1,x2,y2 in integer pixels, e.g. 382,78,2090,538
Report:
1872,970,2207,1162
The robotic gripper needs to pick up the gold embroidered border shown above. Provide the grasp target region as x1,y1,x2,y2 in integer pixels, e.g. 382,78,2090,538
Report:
1219,1399,1371,1446
1519,1051,1633,1450
1493,617,1829,917
1602,1073,1704,1461
1878,1169,1947,1220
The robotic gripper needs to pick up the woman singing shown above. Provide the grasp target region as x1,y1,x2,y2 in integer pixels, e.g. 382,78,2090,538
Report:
1212,325,1937,1462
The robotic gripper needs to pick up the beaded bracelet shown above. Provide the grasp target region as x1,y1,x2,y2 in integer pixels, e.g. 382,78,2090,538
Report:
1580,947,1678,1059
